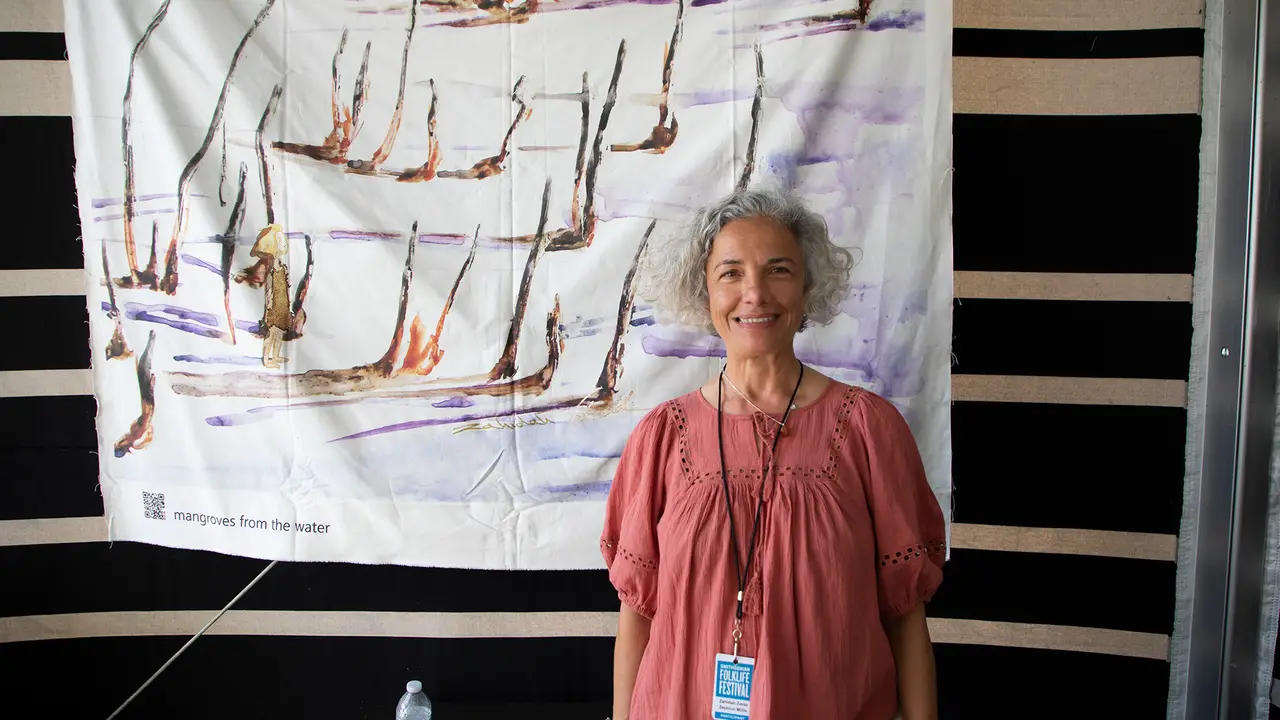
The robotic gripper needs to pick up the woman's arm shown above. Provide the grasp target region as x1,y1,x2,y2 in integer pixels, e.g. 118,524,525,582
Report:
613,602,653,720
886,603,937,720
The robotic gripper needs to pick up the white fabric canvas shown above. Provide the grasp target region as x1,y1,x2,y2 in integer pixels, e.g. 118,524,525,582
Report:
64,0,953,569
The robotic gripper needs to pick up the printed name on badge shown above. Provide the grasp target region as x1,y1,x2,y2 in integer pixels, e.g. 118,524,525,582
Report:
712,653,755,720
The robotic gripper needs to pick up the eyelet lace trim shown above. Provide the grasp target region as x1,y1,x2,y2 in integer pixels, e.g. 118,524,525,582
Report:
668,400,694,483
823,387,863,476
601,538,658,571
880,539,946,567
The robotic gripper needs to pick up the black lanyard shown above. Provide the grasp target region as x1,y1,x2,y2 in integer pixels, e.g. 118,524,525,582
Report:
716,362,804,629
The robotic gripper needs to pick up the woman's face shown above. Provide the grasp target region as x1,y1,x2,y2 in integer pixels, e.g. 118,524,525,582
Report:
705,216,806,358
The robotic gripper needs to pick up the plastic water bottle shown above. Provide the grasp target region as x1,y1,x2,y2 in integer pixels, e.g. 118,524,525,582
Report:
395,680,433,720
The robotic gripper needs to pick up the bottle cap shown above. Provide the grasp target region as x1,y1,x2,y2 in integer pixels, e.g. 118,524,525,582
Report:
406,680,422,694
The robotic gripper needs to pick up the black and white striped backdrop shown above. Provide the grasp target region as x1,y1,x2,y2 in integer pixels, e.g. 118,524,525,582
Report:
0,0,1203,717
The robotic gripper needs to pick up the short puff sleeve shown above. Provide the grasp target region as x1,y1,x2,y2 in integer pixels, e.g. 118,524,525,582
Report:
600,404,675,619
853,391,947,621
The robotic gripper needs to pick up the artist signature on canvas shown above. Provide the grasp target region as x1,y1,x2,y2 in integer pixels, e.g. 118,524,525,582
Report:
453,414,554,434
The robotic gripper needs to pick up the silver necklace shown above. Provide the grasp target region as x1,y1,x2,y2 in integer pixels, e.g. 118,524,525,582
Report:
720,365,799,428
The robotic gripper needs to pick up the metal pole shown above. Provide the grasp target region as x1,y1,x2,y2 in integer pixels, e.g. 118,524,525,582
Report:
1174,0,1280,715
104,560,278,720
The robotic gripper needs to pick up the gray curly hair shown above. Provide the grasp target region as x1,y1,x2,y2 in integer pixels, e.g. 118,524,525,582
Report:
641,185,855,334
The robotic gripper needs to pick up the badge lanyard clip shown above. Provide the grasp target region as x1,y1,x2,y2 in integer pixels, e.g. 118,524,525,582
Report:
732,616,744,662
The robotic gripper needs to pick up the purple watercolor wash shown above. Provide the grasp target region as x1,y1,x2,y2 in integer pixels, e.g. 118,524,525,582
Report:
421,233,474,248
529,481,613,501
560,316,610,340
533,449,621,461
433,396,475,409
630,316,657,327
641,331,725,359
125,302,220,327
332,400,584,443
131,311,224,339
181,253,221,275
174,354,264,366
329,230,401,241
593,193,696,223
94,208,174,223
676,88,755,107
208,394,456,428
868,10,925,31
690,0,726,5
103,300,258,338
91,193,207,209
552,0,675,11
208,406,278,426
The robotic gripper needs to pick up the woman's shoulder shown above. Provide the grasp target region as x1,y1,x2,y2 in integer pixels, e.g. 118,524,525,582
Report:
818,379,906,425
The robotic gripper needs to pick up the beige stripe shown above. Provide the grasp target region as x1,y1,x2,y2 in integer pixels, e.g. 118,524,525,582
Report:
0,517,105,547
928,618,1169,659
953,375,1187,407
0,517,1175,562
0,269,86,297
0,611,1169,658
0,369,92,397
0,60,71,116
0,0,65,33
955,56,1202,115
954,272,1193,302
0,611,619,644
950,524,1177,562
955,0,1204,30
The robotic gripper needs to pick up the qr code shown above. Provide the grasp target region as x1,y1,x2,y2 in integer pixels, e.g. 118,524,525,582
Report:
142,491,165,520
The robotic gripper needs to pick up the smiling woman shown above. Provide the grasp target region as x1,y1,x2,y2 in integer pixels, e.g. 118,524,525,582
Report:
641,184,854,334
603,186,947,720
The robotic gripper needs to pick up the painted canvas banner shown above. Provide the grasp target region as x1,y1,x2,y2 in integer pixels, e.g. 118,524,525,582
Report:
65,0,952,569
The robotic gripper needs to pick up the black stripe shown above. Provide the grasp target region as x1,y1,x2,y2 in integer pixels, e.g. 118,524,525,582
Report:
0,395,96,449
0,117,81,271
0,636,615,718
937,645,1170,719
0,449,102,520
953,28,1204,58
1,296,89,371
0,636,1170,718
0,395,104,521
0,32,66,61
955,114,1201,274
952,299,1192,380
1,542,1174,635
952,402,1186,535
0,542,615,616
929,549,1175,635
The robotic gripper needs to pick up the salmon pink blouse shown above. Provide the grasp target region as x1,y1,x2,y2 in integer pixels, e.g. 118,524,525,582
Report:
601,381,946,719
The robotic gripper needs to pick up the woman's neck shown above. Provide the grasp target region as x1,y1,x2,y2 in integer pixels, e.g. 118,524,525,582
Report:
723,352,802,411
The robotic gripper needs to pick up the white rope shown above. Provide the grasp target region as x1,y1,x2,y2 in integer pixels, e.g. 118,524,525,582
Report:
105,560,278,720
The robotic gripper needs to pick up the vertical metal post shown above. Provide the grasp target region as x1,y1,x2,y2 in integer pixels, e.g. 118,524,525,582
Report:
1175,0,1280,715
1220,0,1280,713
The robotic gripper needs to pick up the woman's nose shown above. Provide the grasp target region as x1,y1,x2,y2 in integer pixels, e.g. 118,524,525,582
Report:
741,272,771,303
